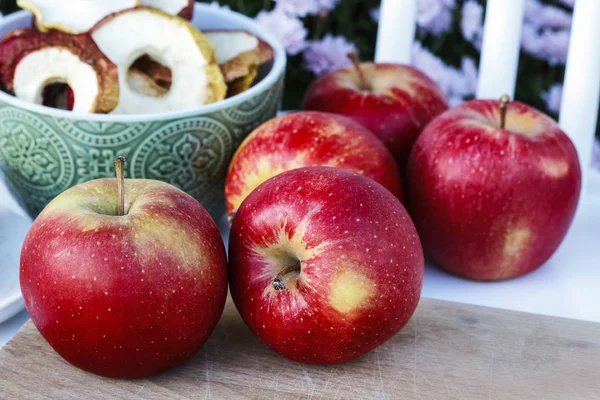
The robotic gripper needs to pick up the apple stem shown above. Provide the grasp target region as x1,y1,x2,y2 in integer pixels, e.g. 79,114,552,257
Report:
347,52,370,91
115,156,126,216
272,262,301,291
499,94,510,129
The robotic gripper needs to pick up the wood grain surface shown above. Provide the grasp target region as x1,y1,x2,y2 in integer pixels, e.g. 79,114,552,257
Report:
1,297,599,400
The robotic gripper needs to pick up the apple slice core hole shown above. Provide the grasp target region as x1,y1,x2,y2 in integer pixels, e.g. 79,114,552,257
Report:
129,54,172,93
41,82,74,110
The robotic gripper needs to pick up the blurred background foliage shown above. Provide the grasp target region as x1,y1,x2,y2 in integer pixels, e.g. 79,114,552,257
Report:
0,0,597,138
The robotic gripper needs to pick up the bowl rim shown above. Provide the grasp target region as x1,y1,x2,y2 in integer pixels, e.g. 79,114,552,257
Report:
0,3,287,122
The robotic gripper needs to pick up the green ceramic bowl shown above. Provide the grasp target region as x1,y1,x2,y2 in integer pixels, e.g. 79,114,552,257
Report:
0,4,285,220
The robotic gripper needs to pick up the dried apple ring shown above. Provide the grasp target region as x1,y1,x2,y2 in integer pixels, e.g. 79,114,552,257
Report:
0,29,119,113
91,7,226,114
204,30,274,83
17,0,140,34
140,0,194,20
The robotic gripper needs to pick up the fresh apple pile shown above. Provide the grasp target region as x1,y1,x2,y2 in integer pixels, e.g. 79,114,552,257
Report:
18,52,582,377
0,2,274,114
221,73,580,363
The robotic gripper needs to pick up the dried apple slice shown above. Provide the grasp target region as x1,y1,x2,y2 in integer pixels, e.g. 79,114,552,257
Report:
127,68,168,97
204,30,274,83
131,29,274,95
0,29,119,113
226,65,258,98
131,55,171,89
140,0,194,20
91,7,226,114
17,0,140,34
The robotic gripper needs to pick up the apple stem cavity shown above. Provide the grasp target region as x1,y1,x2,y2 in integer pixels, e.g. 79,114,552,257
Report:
499,94,510,129
347,52,370,91
115,156,126,216
272,261,301,291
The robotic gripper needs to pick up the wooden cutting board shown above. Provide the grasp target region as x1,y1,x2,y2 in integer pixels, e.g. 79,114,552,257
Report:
1,297,599,400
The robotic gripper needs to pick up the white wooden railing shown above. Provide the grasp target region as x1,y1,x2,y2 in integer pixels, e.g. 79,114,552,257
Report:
375,0,600,188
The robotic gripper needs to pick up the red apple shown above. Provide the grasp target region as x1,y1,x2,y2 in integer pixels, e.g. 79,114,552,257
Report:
302,62,449,169
225,111,403,219
407,99,581,281
20,178,228,378
228,166,424,364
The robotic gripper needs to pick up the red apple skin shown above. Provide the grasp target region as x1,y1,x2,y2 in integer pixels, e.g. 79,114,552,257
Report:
20,179,228,379
407,99,581,281
229,167,424,364
302,63,449,168
225,111,403,218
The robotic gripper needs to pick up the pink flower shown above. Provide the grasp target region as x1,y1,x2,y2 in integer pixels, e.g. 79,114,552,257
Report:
370,7,380,22
316,0,340,12
303,35,357,75
411,43,477,106
255,9,308,55
522,0,572,65
461,0,483,49
522,25,570,65
541,84,563,114
411,42,452,93
417,0,455,35
593,140,600,171
557,0,575,9
273,0,319,17
525,0,572,29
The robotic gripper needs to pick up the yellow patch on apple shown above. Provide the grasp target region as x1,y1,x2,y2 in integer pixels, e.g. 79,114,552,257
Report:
329,270,373,313
504,227,531,258
229,153,308,212
540,157,569,178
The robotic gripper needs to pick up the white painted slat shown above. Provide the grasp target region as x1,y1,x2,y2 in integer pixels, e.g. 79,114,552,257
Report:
375,0,417,64
476,0,526,99
559,0,600,188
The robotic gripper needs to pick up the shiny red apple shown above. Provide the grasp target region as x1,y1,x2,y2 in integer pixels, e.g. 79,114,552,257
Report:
303,61,449,168
407,99,581,280
225,111,403,219
20,178,228,378
229,166,424,363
